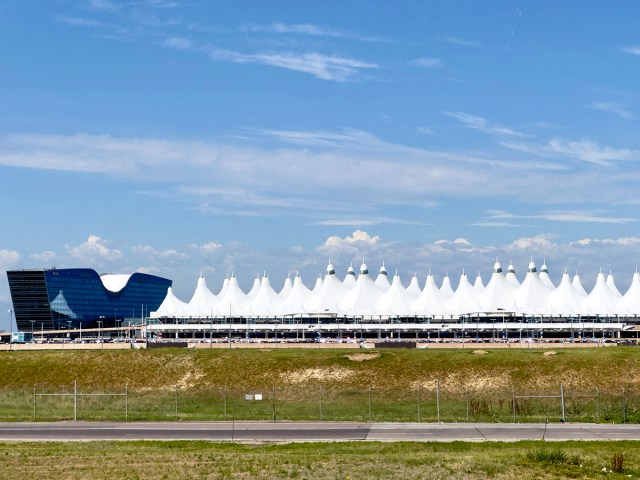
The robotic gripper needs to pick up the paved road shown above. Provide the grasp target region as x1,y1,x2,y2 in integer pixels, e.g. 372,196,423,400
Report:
0,422,639,442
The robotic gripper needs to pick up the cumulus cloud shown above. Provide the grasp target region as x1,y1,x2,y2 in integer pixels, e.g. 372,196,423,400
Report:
0,249,20,271
66,235,123,265
323,229,380,249
29,250,58,264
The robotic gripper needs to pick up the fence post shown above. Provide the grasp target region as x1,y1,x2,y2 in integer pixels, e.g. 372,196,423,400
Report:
511,385,516,423
596,387,600,421
125,384,128,422
74,380,77,422
368,385,372,423
319,385,323,421
224,385,227,421
33,385,36,421
175,385,178,421
436,378,440,423
560,383,565,422
272,385,276,422
465,390,469,423
622,387,627,423
417,384,421,423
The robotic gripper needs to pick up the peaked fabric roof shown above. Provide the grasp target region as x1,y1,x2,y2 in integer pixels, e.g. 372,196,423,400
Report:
152,260,640,319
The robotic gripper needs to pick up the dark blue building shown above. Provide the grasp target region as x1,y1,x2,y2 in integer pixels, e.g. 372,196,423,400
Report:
7,268,172,331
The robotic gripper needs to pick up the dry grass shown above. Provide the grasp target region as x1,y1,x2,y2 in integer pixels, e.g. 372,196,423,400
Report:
0,440,638,479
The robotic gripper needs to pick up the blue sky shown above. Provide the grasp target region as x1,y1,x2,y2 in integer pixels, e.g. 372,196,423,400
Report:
1,1,640,329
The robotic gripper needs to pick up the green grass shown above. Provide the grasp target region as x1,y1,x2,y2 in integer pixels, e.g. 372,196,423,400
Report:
0,440,639,479
0,347,639,422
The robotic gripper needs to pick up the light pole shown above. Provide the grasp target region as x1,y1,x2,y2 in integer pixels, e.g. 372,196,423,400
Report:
97,320,103,342
79,322,83,342
8,309,13,346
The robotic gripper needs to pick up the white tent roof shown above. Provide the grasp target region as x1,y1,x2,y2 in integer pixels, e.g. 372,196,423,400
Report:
279,276,293,298
572,273,588,297
406,274,422,297
505,263,520,288
411,274,449,316
374,263,391,291
620,272,640,313
607,273,622,298
247,276,261,299
440,275,455,298
215,275,250,317
282,274,314,315
446,272,481,315
152,261,640,319
514,261,551,315
340,263,383,316
473,273,485,292
249,275,287,317
583,272,626,316
478,261,516,312
548,272,585,316
184,275,217,317
343,264,357,289
376,274,414,316
312,275,323,293
538,262,555,290
309,263,346,314
151,287,188,318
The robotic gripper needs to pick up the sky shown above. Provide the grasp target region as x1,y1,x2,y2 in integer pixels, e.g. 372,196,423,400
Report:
1,1,640,330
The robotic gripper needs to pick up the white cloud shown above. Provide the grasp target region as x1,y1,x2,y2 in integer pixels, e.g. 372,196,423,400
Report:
591,102,634,120
445,111,526,137
198,242,223,255
323,229,380,250
84,0,118,12
241,23,344,38
487,209,637,224
208,48,378,82
29,250,58,264
132,244,189,261
66,235,123,264
442,36,482,47
621,46,640,56
507,235,555,251
163,36,192,49
409,58,443,69
0,249,20,271
2,129,640,221
501,138,638,167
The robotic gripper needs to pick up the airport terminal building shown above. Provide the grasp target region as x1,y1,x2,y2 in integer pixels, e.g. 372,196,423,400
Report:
7,268,172,331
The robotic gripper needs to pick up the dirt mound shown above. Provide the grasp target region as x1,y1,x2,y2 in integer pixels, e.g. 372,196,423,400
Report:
472,350,488,355
344,353,380,362
543,351,557,356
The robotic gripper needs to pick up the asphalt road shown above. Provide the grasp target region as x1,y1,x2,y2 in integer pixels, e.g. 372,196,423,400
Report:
0,422,639,442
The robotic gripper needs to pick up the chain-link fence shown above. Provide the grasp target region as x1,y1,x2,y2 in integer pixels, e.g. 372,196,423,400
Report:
0,382,636,423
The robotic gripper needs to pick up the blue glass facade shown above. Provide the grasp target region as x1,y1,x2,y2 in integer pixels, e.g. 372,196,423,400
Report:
7,268,172,331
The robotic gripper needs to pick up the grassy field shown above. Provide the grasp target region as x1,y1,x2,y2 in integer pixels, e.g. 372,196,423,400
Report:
0,440,639,479
0,346,639,422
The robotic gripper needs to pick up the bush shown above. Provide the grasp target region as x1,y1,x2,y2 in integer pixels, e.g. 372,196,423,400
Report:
611,452,624,473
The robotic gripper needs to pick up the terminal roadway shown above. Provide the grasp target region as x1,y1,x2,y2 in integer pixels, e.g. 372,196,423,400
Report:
0,422,639,442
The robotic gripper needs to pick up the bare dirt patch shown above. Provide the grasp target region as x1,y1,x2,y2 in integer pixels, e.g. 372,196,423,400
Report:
344,353,380,362
282,367,355,384
543,351,557,356
472,350,489,355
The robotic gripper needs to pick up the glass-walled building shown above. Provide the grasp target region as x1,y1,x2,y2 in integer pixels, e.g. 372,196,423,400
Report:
7,268,172,331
